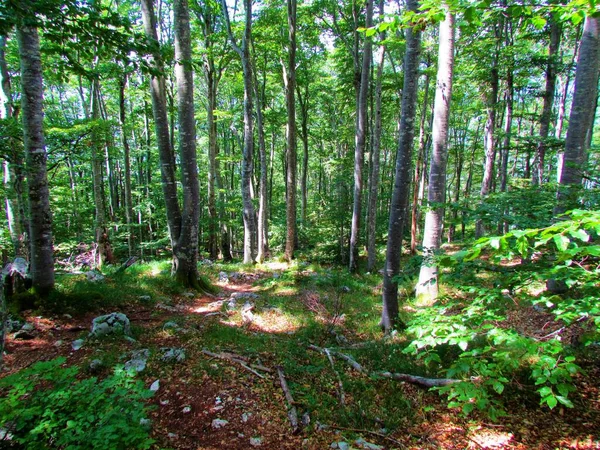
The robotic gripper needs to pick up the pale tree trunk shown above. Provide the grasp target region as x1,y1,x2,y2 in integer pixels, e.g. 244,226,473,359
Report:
297,83,309,225
534,16,561,185
91,80,113,268
415,5,454,305
381,0,421,332
556,16,600,213
1,36,26,258
220,0,257,263
17,25,54,295
172,0,202,286
119,75,135,256
284,0,297,262
366,0,385,273
499,19,514,193
410,69,431,255
475,24,501,238
349,0,373,272
251,42,269,262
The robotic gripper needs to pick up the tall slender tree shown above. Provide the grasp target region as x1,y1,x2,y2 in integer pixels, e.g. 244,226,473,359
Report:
415,4,455,304
17,23,54,294
349,0,373,272
381,0,421,332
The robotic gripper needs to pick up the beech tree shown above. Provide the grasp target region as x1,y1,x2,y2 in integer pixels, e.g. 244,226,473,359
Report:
415,3,455,304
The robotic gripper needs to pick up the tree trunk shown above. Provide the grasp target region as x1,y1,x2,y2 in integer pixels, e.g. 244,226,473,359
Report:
534,16,561,185
366,0,385,273
349,0,373,272
90,80,113,268
556,16,600,213
285,0,298,262
1,36,26,258
381,0,421,332
17,24,54,295
415,5,455,305
297,84,310,225
119,75,135,256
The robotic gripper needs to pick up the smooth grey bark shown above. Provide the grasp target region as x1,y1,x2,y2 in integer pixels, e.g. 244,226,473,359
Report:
1,35,26,258
410,69,431,255
415,5,455,304
284,0,297,262
381,0,421,332
348,0,373,272
297,83,310,225
499,19,514,194
475,24,501,238
119,75,135,256
173,0,202,286
90,80,113,268
556,16,600,212
220,0,257,263
366,0,385,273
17,25,54,295
534,16,561,185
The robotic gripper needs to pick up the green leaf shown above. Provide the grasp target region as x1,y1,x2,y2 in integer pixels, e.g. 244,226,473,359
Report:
544,395,558,409
538,386,552,397
553,234,570,252
492,381,504,394
531,16,547,29
458,341,469,351
556,396,574,408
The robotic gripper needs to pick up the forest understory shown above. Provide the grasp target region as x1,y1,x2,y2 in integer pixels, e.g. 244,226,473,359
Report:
2,255,599,450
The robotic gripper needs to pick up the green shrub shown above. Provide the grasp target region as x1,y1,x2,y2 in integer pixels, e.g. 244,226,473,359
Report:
0,357,155,449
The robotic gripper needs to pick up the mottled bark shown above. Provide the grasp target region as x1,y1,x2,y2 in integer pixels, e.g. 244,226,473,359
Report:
119,75,135,256
415,5,454,305
381,0,421,332
173,0,202,287
17,25,54,295
349,0,373,273
534,17,561,185
556,16,600,213
285,0,297,262
366,0,385,273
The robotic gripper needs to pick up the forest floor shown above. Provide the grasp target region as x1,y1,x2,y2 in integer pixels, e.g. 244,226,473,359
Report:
2,259,599,449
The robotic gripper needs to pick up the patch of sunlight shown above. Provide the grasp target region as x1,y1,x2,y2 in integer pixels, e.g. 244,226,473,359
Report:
218,309,301,334
469,428,513,449
263,261,292,271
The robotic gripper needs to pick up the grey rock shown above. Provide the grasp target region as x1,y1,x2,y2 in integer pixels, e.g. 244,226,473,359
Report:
124,349,150,372
340,285,351,293
21,323,35,331
54,340,63,347
124,336,137,343
200,259,214,266
183,292,195,299
167,433,178,440
182,406,191,414
546,279,568,294
139,418,152,429
156,303,178,312
230,292,259,301
250,437,263,447
355,438,383,450
272,272,281,279
63,313,73,319
211,419,229,429
330,443,349,450
139,295,152,302
85,270,105,282
160,347,186,363
242,412,252,423
163,321,179,330
218,272,229,283
150,380,160,392
5,319,23,333
89,359,104,373
91,312,131,337
13,330,34,340
72,339,84,350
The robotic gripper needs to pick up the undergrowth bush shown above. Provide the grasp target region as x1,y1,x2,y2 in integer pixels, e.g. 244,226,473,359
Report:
0,357,155,449
404,209,599,419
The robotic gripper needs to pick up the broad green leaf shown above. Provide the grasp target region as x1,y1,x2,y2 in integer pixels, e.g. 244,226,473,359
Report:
553,234,570,252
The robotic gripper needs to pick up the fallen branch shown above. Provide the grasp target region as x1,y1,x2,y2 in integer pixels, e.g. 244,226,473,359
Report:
376,371,460,387
538,315,587,341
327,425,406,449
308,345,366,374
324,348,345,406
114,256,138,275
201,349,272,378
276,365,301,434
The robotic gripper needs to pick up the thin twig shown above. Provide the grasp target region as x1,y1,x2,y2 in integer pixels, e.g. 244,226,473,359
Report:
324,348,346,406
377,371,460,388
201,349,272,378
327,425,407,449
276,365,301,434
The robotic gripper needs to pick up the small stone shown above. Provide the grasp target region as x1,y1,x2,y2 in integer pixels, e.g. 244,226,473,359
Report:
249,437,263,447
63,314,73,319
89,359,103,373
218,272,229,283
5,319,23,333
86,270,105,282
355,438,383,450
163,321,179,330
160,347,186,363
72,339,84,350
212,419,229,429
546,278,568,294
167,433,178,440
183,292,195,299
124,349,150,372
182,406,191,414
54,340,63,347
340,286,351,293
160,399,169,406
21,323,35,331
139,418,151,429
139,295,152,302
150,380,160,392
13,330,34,340
124,336,137,343
242,412,252,423
91,312,131,337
